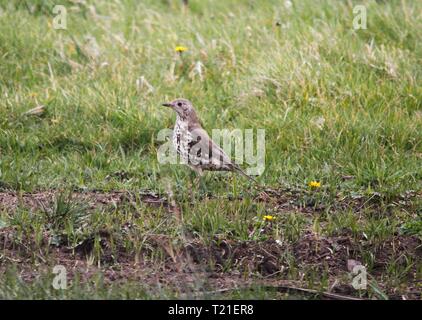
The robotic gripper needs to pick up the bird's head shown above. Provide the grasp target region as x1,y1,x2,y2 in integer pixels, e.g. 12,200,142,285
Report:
162,98,197,120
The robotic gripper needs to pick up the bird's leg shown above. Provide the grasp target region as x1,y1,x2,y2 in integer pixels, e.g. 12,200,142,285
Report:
232,173,237,199
198,173,208,197
190,166,206,199
188,169,196,201
187,166,203,200
193,174,201,197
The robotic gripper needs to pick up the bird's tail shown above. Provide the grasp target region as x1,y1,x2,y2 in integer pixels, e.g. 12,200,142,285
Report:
232,165,259,184
231,165,270,200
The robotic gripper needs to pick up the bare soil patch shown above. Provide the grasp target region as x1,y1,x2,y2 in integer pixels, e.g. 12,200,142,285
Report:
0,189,421,299
1,223,420,299
0,187,419,214
0,190,167,212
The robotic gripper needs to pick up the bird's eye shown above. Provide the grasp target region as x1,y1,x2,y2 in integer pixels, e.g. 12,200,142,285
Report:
177,102,182,107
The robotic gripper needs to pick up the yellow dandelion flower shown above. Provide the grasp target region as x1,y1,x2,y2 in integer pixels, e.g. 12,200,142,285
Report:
66,43,76,55
263,215,275,222
175,46,188,53
308,181,321,188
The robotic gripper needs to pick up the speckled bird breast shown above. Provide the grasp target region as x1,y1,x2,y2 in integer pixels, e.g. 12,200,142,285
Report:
173,116,192,163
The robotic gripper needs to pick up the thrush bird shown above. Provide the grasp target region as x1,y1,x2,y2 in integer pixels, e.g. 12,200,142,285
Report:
162,98,257,183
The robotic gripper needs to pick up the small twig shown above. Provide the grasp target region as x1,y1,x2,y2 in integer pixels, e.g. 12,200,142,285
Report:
272,285,364,300
201,284,364,300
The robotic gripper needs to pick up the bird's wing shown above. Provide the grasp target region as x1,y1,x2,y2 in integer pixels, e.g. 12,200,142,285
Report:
188,127,232,168
188,127,258,183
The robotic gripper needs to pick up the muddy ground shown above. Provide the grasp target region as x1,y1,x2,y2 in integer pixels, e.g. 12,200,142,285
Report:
0,189,421,299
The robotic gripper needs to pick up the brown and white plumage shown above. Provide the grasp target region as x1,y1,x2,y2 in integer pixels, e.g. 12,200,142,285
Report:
162,98,257,183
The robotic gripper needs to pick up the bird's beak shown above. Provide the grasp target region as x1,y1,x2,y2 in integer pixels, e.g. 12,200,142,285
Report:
162,102,173,107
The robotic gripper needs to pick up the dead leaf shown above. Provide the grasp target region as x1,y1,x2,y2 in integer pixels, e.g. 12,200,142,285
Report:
23,105,46,116
347,259,362,272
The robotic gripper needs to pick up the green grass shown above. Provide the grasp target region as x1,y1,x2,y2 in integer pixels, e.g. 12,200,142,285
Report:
0,0,421,299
